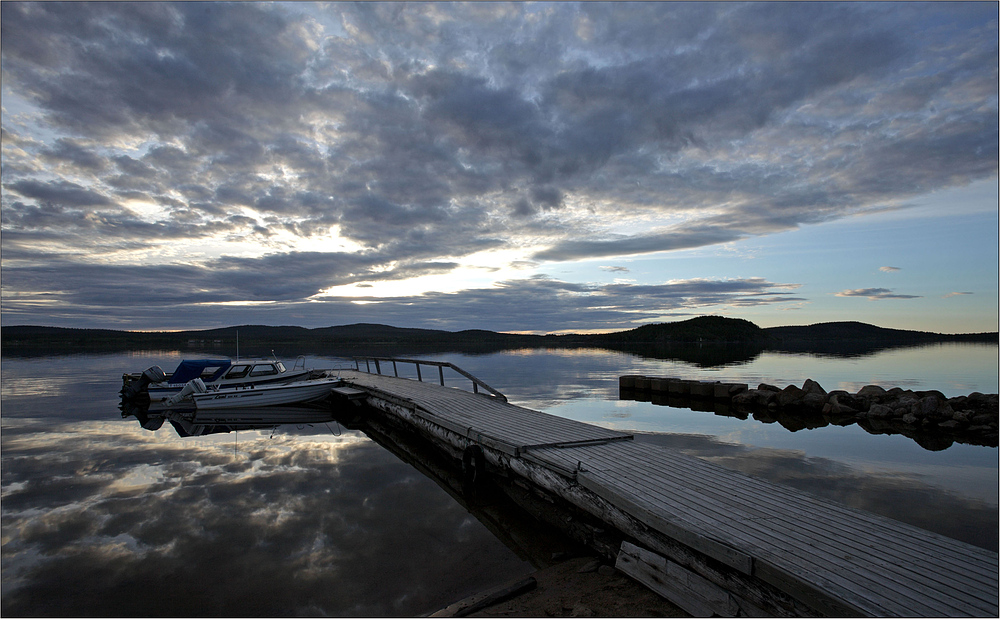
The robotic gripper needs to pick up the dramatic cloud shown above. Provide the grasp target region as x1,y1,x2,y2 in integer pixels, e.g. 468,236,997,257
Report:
0,271,804,333
880,266,902,273
835,288,922,300
1,2,996,330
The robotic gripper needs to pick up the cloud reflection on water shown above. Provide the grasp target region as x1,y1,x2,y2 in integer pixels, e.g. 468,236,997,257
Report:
1,418,532,616
2,348,996,615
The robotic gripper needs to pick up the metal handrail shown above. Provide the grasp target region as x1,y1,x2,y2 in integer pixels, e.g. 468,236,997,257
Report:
352,356,507,403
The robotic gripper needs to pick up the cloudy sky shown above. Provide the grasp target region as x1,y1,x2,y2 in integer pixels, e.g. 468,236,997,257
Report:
2,2,997,334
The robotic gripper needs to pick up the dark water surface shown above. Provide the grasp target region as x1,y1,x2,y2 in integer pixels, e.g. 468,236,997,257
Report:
2,345,997,616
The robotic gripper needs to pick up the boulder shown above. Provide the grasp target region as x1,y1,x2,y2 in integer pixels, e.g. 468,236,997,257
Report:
758,383,781,393
901,412,918,425
803,393,827,410
829,392,861,415
802,379,827,396
777,385,805,408
896,395,920,414
619,375,642,389
867,404,895,419
757,389,778,405
829,393,866,413
649,378,671,393
947,396,970,412
857,385,887,402
971,413,996,426
967,393,999,415
690,381,715,398
919,395,951,419
668,380,691,395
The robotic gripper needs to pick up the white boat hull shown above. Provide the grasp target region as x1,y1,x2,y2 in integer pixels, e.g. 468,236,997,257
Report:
147,369,313,398
192,378,340,410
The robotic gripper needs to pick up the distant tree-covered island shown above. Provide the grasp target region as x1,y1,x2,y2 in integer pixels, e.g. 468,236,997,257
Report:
2,317,996,363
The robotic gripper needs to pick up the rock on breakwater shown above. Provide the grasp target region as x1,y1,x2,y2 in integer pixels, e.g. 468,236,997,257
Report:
620,375,999,450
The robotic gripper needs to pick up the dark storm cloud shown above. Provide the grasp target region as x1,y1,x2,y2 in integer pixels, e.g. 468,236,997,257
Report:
1,2,996,328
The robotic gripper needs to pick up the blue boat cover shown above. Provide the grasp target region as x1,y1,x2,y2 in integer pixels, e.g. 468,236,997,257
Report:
168,359,232,384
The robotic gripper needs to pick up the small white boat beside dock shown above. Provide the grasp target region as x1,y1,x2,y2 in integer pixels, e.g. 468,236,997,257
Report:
122,356,313,399
170,376,343,410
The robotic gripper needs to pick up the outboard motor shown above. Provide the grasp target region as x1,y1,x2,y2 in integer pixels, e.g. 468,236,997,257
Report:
121,366,167,399
164,378,207,407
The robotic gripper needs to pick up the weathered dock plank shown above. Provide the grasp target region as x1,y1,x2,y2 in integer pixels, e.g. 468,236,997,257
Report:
337,370,631,453
333,369,999,617
545,442,992,616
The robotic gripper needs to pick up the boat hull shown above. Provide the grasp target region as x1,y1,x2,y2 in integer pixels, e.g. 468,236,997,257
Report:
147,369,313,398
192,378,340,410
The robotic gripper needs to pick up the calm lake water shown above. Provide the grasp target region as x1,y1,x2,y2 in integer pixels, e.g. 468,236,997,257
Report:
2,344,997,616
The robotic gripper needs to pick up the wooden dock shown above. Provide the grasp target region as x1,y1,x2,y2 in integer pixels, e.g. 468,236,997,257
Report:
330,364,998,617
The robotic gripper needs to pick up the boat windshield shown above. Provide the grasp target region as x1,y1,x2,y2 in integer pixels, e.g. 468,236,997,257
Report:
225,365,250,379
249,364,278,377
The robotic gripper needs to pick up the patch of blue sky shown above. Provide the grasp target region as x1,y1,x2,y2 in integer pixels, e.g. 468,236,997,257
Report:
551,179,998,332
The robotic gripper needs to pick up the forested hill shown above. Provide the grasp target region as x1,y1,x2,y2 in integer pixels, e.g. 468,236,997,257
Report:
586,316,766,344
1,316,995,355
764,321,997,344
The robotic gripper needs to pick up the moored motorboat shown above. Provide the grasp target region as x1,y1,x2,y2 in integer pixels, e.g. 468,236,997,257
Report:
184,376,343,410
122,356,313,399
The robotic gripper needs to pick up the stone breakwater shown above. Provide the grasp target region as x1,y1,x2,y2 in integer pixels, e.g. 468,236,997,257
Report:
619,375,999,449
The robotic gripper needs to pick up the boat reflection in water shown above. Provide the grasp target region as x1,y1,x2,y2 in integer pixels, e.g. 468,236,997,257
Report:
121,398,338,437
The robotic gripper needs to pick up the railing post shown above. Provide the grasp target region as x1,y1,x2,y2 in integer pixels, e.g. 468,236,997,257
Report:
392,361,398,377
473,382,479,394
439,366,445,386
416,364,422,382
374,359,381,375
366,359,371,373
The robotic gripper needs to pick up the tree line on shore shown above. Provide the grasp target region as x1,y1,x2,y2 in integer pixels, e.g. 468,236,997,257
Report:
2,316,995,361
